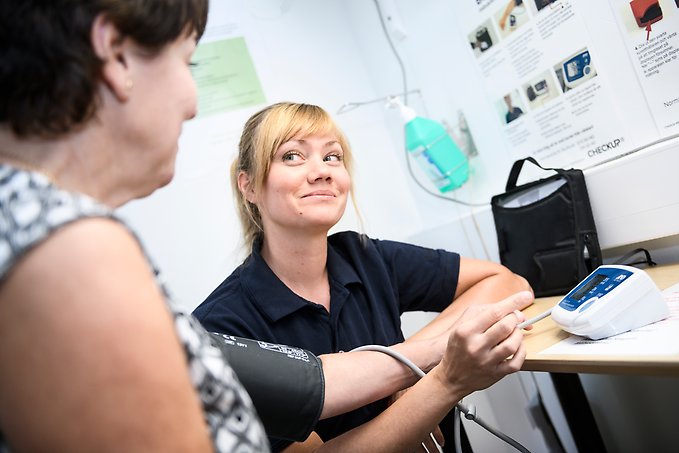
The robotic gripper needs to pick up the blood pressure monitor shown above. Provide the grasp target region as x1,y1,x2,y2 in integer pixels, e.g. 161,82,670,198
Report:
551,265,669,340
562,50,595,89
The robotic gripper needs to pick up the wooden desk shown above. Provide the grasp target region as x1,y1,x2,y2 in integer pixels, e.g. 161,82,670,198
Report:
521,263,679,376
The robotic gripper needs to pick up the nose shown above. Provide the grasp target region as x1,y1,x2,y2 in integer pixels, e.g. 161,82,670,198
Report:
186,104,198,121
186,78,199,120
307,157,332,183
187,100,198,120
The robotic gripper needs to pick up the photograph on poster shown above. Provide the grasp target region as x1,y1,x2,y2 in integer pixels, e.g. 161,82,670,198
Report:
522,70,561,109
617,0,669,33
495,0,532,38
554,48,598,93
533,0,560,12
468,18,498,56
496,90,526,124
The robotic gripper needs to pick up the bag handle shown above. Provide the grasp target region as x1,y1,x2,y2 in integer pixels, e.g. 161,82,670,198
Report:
613,248,657,268
505,157,567,192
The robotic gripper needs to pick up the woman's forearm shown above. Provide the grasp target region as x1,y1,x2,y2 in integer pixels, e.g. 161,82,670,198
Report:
410,266,531,342
318,366,461,452
318,337,441,419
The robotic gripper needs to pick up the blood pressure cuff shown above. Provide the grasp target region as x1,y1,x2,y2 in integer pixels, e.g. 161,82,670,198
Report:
209,333,324,442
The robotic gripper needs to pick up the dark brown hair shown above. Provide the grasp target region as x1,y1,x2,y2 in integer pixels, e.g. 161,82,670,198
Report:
0,0,208,137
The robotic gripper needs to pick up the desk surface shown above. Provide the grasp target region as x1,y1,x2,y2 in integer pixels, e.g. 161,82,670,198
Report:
521,263,679,376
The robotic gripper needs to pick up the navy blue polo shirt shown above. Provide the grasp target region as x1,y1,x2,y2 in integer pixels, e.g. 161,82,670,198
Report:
193,230,460,451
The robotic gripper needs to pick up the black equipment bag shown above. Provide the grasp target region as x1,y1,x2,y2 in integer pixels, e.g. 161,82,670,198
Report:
491,157,602,297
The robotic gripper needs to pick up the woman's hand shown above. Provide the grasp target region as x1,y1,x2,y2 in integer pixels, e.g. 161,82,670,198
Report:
433,291,534,397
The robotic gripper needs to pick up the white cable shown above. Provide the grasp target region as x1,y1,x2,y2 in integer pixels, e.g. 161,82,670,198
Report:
454,404,462,453
517,307,553,330
352,344,532,453
354,344,425,378
421,431,444,453
352,345,444,452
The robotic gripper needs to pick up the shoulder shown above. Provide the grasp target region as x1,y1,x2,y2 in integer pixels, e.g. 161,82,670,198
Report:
329,231,444,257
8,217,162,307
328,230,367,245
326,231,457,278
0,214,182,374
4,214,224,372
192,260,268,338
327,231,384,267
0,168,115,279
328,230,384,254
193,265,248,318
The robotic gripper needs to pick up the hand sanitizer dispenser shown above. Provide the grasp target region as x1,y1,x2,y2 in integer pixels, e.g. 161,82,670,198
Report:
391,98,469,193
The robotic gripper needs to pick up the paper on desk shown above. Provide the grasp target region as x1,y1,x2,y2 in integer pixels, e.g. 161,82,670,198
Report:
539,282,679,355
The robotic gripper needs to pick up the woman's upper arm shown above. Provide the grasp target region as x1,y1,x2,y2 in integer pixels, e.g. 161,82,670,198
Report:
455,257,530,298
373,239,459,312
0,218,212,452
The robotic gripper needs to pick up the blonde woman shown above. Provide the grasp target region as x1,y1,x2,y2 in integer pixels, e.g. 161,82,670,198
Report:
194,102,533,451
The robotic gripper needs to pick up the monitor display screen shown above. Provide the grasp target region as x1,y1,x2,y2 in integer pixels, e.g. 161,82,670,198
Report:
571,273,606,301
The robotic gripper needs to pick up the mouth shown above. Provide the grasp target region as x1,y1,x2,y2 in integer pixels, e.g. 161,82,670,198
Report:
302,191,336,198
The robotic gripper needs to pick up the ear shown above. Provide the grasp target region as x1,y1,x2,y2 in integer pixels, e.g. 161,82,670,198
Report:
238,171,258,204
90,14,132,102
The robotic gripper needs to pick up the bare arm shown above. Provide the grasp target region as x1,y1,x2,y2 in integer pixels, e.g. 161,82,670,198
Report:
499,0,516,29
409,257,532,342
318,335,444,419
290,291,534,452
0,219,213,452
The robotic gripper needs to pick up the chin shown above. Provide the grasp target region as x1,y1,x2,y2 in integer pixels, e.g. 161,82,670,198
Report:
158,170,175,188
136,170,175,201
155,159,177,187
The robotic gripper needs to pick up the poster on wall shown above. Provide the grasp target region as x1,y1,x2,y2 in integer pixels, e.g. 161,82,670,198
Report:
189,3,268,119
452,0,678,171
609,0,679,136
191,37,266,118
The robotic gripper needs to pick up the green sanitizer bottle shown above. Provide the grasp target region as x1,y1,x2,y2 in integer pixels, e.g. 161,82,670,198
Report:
394,99,469,193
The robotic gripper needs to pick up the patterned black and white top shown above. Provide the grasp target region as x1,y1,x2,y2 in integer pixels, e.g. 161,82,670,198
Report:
0,165,270,452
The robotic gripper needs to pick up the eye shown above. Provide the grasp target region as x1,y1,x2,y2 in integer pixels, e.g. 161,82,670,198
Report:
188,61,199,77
324,152,343,163
282,151,303,162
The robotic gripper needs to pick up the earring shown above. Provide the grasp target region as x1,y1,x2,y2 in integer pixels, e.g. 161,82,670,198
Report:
125,79,134,90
